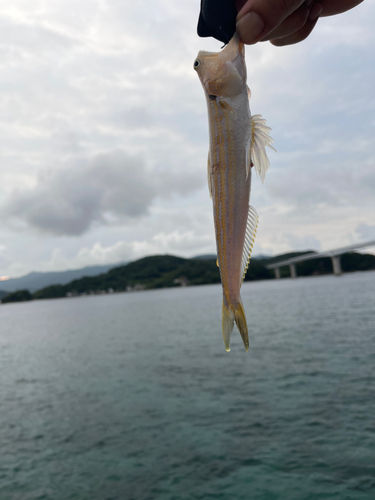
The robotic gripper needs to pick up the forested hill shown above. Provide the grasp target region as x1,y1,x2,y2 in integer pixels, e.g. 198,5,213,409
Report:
2,252,375,303
33,255,272,300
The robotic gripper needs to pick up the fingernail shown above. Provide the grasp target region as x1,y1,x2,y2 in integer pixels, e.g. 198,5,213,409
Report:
236,12,264,45
308,3,322,21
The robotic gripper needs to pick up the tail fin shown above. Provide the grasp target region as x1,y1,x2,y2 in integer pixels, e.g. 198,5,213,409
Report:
234,302,249,352
222,301,235,352
222,299,249,352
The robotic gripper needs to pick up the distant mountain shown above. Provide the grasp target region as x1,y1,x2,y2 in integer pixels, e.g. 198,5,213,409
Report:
256,251,317,265
0,290,8,299
253,254,272,260
0,252,306,295
33,254,273,300
3,251,375,304
194,253,273,261
0,262,127,293
192,254,216,260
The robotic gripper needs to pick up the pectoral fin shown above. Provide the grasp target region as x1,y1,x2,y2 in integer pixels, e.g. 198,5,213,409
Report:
218,99,234,112
250,114,276,183
215,61,244,97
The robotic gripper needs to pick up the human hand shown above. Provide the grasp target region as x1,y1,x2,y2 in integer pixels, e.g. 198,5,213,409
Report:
236,0,364,46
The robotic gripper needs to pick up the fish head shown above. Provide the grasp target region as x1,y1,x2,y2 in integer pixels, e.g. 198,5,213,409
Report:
194,34,247,99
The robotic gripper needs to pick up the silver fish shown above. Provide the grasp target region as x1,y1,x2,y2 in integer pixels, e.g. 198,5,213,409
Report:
194,34,275,351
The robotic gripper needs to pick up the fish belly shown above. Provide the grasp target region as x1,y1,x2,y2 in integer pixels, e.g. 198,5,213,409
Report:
213,163,250,305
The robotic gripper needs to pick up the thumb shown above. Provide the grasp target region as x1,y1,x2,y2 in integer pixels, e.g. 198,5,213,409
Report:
236,0,306,44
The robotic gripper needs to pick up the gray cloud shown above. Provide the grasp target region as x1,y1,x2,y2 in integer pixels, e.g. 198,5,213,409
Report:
285,234,322,252
263,151,375,219
1,150,202,236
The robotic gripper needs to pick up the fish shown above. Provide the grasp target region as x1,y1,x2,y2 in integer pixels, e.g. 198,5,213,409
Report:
194,33,275,352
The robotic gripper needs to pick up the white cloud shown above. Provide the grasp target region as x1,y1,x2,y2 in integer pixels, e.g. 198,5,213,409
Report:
0,0,374,276
38,232,215,273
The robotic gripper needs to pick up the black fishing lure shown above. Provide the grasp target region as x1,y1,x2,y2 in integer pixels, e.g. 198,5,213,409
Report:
197,0,237,45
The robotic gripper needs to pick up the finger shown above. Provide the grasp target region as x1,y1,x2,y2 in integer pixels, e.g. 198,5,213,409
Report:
270,9,321,46
261,2,311,41
235,0,248,11
236,0,306,45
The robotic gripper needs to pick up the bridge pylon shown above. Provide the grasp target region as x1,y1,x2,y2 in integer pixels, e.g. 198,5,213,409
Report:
331,255,342,276
289,263,297,279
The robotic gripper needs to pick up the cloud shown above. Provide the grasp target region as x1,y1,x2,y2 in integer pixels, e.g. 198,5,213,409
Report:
39,231,216,272
265,159,375,216
0,245,10,269
0,1,374,276
285,234,322,252
1,149,203,236
40,244,132,271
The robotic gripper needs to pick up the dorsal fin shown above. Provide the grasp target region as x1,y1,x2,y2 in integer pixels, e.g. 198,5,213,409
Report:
240,205,259,285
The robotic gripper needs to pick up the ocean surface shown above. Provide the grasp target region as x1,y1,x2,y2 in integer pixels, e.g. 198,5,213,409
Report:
1,271,375,500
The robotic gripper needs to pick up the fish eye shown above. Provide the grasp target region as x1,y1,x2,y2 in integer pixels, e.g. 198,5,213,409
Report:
193,59,201,70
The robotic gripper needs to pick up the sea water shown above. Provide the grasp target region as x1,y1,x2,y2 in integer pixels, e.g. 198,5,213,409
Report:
1,271,375,500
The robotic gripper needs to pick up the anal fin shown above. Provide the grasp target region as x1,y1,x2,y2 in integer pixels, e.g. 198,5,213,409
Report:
240,205,259,285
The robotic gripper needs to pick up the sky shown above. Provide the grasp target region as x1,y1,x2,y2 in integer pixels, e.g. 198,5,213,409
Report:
0,0,374,278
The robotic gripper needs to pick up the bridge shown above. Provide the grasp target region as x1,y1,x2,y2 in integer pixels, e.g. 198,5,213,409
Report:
266,240,375,279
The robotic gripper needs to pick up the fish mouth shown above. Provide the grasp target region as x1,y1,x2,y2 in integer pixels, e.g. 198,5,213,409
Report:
221,33,243,56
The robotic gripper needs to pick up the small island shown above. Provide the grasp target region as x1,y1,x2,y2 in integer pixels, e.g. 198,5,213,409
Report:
1,289,33,304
